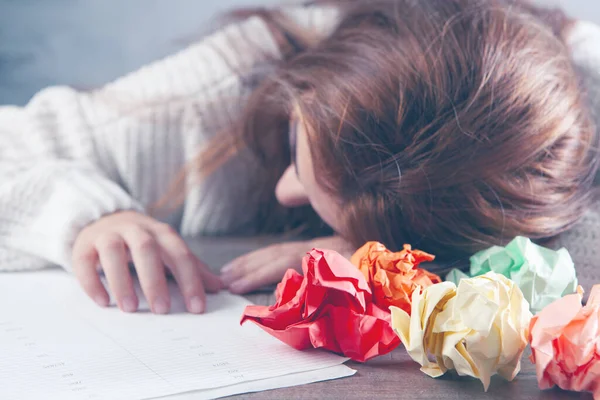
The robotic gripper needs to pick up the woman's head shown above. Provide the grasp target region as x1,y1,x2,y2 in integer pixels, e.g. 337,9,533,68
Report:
231,0,599,260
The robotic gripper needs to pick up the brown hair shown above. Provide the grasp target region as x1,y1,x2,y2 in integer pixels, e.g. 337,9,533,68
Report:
194,0,599,261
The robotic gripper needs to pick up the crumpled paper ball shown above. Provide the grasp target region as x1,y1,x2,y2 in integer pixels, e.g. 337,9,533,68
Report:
529,285,600,398
391,272,532,391
350,242,441,314
240,249,400,362
446,236,577,313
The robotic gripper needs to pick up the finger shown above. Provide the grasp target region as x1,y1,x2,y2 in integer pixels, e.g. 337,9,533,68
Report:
122,228,170,315
220,254,252,287
153,228,207,314
229,260,287,294
199,261,223,294
72,244,109,307
96,234,138,313
153,223,222,293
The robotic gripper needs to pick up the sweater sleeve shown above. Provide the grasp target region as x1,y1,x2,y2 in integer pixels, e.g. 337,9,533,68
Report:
0,16,282,272
569,21,600,128
282,4,342,39
567,21,600,185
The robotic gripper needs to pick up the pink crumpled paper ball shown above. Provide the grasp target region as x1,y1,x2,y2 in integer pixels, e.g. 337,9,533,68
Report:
528,285,600,398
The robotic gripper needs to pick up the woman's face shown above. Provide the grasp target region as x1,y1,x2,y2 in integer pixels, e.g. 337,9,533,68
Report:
275,118,341,232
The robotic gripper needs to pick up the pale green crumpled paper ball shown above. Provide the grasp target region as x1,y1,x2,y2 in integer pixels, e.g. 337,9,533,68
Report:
446,236,578,313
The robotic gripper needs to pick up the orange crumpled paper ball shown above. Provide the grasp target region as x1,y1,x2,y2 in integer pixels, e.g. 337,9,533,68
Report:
240,249,400,362
529,285,600,398
350,242,441,314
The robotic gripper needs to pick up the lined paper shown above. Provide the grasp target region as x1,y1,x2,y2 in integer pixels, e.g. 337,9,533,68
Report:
0,270,349,400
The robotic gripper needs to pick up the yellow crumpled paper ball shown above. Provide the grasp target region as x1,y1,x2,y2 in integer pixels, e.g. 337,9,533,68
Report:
391,272,532,391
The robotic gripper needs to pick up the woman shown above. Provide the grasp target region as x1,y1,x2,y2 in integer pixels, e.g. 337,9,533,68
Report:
1,0,599,315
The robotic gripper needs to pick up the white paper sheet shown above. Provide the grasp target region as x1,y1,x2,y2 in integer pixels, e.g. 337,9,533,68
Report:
161,365,356,400
0,270,352,400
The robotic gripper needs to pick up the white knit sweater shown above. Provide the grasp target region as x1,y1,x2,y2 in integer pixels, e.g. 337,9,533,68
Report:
1,6,600,277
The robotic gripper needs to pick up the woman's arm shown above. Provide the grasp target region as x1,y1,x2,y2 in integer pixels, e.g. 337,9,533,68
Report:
282,2,341,38
0,16,285,272
568,20,600,186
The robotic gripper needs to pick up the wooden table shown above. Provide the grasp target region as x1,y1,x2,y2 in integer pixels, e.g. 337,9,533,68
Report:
188,237,595,400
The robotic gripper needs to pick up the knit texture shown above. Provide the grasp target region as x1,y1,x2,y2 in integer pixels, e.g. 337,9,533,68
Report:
0,6,338,271
0,7,598,286
547,21,600,287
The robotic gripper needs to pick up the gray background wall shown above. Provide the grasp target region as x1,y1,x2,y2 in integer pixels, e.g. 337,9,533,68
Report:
0,0,598,105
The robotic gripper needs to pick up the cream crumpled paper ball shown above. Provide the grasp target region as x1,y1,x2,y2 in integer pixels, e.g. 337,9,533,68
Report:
391,272,532,391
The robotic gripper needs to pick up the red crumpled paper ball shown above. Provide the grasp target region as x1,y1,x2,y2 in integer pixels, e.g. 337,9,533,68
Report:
350,242,441,314
240,249,400,362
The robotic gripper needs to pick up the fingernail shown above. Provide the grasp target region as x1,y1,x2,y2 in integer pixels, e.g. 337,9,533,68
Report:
153,298,170,315
122,296,138,313
95,295,109,308
188,296,205,314
221,263,234,274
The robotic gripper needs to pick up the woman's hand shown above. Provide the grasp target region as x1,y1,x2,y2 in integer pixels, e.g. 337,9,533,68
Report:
71,211,221,314
220,236,355,294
